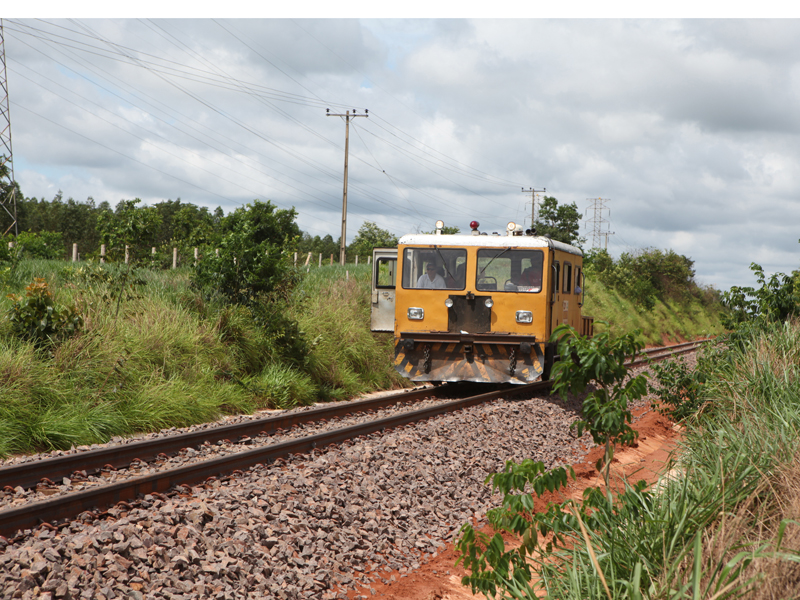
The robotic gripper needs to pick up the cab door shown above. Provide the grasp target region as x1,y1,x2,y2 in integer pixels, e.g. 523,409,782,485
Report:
370,248,397,332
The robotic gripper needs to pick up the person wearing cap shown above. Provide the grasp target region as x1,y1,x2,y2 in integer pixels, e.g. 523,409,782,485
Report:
416,263,446,289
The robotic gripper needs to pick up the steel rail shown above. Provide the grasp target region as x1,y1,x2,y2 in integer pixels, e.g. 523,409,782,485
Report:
629,339,710,368
0,341,709,494
0,384,485,492
0,381,550,539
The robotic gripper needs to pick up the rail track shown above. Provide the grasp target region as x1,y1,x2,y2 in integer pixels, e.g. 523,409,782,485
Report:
0,339,709,541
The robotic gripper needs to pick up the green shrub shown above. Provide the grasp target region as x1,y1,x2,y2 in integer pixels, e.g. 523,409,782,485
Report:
649,356,707,422
722,262,799,327
14,231,65,259
5,278,82,346
192,199,300,305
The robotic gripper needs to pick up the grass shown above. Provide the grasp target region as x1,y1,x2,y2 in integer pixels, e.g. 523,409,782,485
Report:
507,320,800,599
0,259,403,458
583,278,725,345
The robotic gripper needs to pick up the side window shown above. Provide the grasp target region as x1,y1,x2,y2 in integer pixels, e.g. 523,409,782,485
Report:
575,266,582,294
564,262,572,293
375,257,396,289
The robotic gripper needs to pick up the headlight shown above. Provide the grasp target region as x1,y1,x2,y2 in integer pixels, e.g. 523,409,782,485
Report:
444,298,454,308
516,310,533,323
408,307,424,320
484,298,494,308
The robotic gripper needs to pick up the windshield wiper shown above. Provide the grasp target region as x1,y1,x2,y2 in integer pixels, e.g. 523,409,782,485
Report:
479,247,512,277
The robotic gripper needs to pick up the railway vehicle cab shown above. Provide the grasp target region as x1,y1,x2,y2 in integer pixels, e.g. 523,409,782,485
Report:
370,220,593,384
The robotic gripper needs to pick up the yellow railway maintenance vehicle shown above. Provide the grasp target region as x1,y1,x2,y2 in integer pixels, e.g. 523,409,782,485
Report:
370,220,593,385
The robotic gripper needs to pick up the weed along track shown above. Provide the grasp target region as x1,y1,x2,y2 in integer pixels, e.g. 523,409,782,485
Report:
0,342,703,599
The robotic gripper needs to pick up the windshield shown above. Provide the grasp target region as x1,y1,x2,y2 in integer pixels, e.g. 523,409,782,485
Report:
476,249,544,292
401,247,467,290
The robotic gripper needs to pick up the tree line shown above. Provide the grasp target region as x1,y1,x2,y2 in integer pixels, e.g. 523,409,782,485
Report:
0,193,400,265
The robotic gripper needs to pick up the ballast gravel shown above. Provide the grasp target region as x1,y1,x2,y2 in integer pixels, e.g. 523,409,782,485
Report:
0,391,591,600
1,393,541,511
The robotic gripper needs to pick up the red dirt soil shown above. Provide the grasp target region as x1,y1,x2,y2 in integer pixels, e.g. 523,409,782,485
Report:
354,406,680,600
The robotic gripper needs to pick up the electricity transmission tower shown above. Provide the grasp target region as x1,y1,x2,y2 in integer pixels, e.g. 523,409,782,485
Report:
0,19,18,237
327,108,368,265
585,197,614,250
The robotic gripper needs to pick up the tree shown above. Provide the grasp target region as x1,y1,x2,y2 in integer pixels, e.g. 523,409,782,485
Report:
192,199,300,305
298,232,339,259
421,225,461,235
348,221,398,260
97,199,161,262
534,196,585,247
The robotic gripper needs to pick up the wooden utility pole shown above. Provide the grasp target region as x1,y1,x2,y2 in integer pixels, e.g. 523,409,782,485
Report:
327,108,368,265
522,187,546,232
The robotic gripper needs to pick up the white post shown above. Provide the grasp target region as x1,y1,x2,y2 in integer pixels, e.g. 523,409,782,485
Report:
152,247,156,256
355,255,359,266
125,245,129,264
293,252,298,266
215,248,219,256
100,244,106,263
368,256,371,265
72,243,78,262
173,247,177,269
304,252,311,266
194,247,198,266
318,253,322,267
346,270,349,280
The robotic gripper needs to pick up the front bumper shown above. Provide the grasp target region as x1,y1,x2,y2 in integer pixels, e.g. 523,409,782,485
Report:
393,332,545,385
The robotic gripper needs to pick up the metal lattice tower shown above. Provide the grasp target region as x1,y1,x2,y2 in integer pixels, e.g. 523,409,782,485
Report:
585,197,614,250
0,19,18,237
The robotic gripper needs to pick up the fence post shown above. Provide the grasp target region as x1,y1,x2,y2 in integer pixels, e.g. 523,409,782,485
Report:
293,252,298,266
355,255,359,266
125,245,129,264
330,254,334,266
152,247,156,256
318,253,322,267
215,248,219,256
194,247,198,266
173,248,177,269
346,270,349,280
304,252,311,266
72,243,78,262
368,256,371,265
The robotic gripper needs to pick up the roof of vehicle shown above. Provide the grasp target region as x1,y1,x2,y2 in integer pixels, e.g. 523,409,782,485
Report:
397,233,583,257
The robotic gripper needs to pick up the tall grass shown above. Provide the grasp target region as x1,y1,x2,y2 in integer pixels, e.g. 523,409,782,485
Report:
518,320,800,599
0,260,402,458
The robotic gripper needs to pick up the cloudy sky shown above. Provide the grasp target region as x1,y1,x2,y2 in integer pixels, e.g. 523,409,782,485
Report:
2,17,799,290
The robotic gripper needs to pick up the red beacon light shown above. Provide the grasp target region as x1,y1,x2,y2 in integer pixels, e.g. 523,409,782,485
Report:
469,221,480,236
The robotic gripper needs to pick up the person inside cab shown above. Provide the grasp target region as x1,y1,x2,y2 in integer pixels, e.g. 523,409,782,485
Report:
417,262,445,289
516,265,542,291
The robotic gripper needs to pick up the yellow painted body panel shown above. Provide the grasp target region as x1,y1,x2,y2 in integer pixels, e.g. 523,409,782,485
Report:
386,237,588,384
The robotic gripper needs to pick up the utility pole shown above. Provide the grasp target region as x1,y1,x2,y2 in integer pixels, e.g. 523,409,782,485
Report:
522,187,546,231
0,19,18,237
585,197,614,250
327,108,368,265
